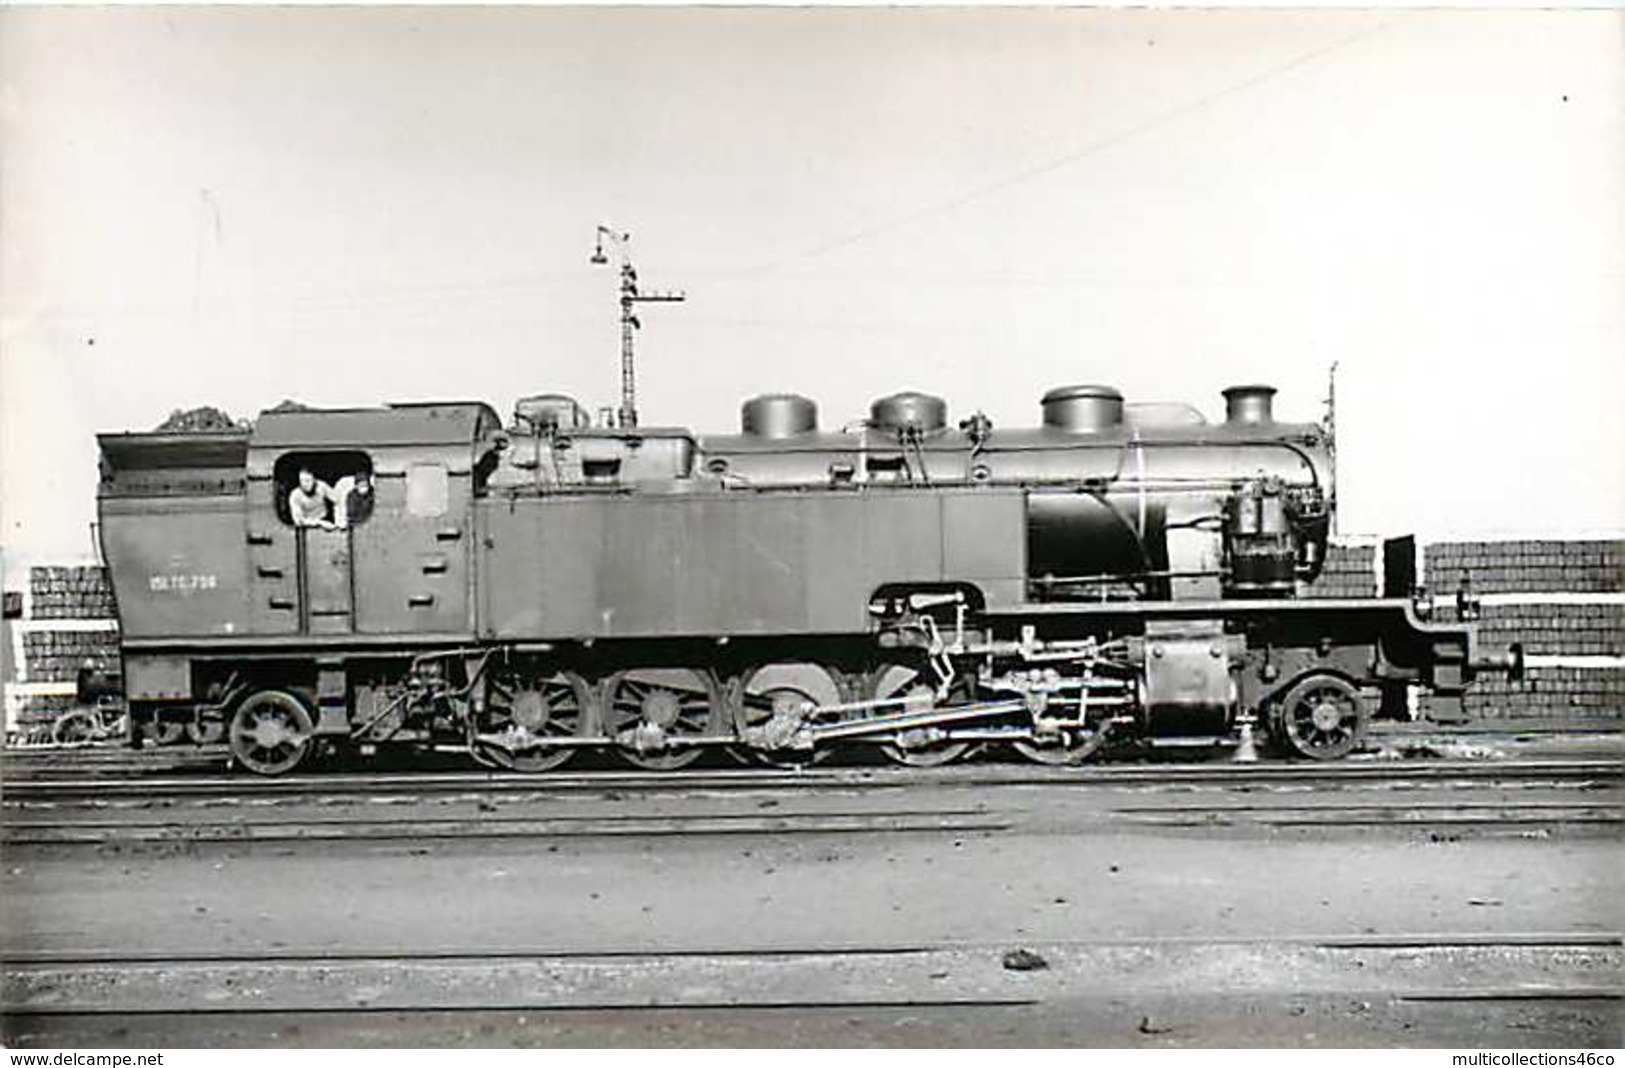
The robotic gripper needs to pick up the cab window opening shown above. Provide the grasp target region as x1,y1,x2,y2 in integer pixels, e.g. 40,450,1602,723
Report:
273,451,375,528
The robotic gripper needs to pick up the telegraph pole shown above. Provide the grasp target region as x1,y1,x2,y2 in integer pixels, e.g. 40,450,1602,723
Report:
590,226,685,429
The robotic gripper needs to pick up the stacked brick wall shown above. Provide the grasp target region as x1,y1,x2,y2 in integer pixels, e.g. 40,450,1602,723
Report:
1468,603,1625,658
1424,540,1622,595
4,566,120,736
1427,538,1623,721
20,630,121,682
1461,667,1625,719
13,694,78,717
28,566,118,619
1299,541,1376,599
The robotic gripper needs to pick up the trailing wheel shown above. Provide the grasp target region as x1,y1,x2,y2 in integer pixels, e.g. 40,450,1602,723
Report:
869,663,979,768
475,669,593,772
1273,673,1367,761
51,709,99,746
734,661,844,767
228,689,315,776
605,668,721,771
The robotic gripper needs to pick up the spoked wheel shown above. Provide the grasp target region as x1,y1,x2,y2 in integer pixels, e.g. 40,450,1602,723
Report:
605,668,721,771
1274,673,1367,761
228,689,315,776
51,709,98,745
475,670,592,772
870,663,980,768
733,661,845,767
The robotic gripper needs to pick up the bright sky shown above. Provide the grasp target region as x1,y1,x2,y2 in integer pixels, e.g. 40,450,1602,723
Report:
2,7,1621,568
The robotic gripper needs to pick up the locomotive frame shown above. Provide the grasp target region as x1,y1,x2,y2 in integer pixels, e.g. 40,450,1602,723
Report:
92,384,1521,774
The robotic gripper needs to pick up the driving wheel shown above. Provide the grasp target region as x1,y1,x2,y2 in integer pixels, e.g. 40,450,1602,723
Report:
476,669,592,772
734,661,844,767
605,668,720,771
870,663,980,768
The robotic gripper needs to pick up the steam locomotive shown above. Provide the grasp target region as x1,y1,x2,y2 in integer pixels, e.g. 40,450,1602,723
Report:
94,382,1519,774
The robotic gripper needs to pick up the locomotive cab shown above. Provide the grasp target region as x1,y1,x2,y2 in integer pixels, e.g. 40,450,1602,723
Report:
242,403,501,639
98,402,502,768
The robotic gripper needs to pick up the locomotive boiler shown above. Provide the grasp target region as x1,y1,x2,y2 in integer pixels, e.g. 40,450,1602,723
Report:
92,381,1519,774
694,383,1331,603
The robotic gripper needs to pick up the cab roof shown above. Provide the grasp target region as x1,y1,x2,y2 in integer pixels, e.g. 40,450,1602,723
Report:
248,402,501,450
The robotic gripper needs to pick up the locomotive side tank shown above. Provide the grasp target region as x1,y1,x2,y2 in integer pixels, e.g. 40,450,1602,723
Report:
94,381,1518,774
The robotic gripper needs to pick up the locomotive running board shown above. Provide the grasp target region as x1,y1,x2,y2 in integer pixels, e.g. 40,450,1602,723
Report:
992,595,1522,688
996,596,1432,620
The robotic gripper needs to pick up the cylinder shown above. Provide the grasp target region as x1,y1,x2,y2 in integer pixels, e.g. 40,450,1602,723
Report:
741,393,818,438
1222,385,1276,425
870,391,947,435
1041,385,1124,433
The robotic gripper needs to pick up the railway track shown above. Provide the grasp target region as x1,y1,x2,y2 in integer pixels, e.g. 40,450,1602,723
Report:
4,760,1617,846
5,721,1619,780
1,808,1017,845
5,756,1619,801
4,935,1617,1044
4,805,1615,847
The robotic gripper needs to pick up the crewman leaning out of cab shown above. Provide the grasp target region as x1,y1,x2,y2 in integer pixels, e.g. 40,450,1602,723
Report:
288,468,336,529
332,471,374,529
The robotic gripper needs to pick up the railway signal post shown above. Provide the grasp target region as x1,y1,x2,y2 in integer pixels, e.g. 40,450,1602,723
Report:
590,225,686,429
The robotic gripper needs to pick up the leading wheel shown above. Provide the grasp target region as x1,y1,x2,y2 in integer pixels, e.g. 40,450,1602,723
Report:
870,663,980,768
1274,674,1366,761
605,668,721,771
475,670,591,772
229,689,315,776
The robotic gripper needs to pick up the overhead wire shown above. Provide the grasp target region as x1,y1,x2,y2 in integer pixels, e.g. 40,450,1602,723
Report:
752,18,1395,274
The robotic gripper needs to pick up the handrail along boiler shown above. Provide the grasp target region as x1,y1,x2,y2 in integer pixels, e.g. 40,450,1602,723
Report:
93,383,1521,773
